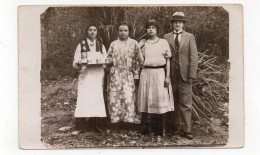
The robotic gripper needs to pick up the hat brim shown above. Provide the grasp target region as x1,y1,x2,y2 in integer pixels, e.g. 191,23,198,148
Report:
169,16,187,22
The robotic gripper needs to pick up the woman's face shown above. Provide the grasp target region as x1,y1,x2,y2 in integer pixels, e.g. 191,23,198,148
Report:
87,26,97,39
118,25,129,39
147,25,157,37
172,20,184,31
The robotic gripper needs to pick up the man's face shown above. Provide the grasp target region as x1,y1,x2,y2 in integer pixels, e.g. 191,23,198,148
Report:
172,20,184,31
118,25,129,39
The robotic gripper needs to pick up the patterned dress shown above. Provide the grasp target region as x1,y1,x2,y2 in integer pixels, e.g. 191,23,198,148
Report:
107,38,141,124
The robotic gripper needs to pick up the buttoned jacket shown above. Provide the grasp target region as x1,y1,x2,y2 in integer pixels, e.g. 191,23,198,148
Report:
164,30,198,82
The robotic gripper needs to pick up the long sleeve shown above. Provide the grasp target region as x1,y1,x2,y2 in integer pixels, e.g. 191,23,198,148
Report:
107,42,114,63
73,44,82,70
102,44,107,58
189,34,198,79
132,42,140,79
106,42,114,72
102,44,107,68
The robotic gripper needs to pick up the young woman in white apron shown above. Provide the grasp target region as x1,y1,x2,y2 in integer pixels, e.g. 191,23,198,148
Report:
72,25,107,134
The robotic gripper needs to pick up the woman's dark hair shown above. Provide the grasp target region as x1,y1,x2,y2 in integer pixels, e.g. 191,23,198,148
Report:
117,21,132,32
145,19,159,32
85,24,98,35
84,24,103,43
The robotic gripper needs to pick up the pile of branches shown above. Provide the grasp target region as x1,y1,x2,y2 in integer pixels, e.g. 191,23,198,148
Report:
192,48,229,122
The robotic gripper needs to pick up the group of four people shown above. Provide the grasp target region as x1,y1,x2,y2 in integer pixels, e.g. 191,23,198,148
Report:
72,12,198,140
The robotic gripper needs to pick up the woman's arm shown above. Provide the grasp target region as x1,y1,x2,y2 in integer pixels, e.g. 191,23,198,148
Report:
132,42,141,79
166,58,170,78
101,44,107,68
107,43,113,63
164,40,172,87
137,39,145,66
106,43,114,72
72,44,82,70
137,47,144,66
102,44,107,58
164,58,170,87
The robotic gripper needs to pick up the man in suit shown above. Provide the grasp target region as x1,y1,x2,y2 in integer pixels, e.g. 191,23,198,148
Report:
164,12,198,140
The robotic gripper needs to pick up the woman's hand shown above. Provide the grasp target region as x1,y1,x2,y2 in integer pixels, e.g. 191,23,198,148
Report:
76,60,82,66
138,39,146,48
107,57,113,63
163,53,170,59
164,77,170,87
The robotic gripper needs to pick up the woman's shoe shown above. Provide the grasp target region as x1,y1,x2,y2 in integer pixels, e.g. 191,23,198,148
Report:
183,132,193,140
154,131,163,137
153,126,163,137
172,127,182,135
141,126,149,135
72,130,82,135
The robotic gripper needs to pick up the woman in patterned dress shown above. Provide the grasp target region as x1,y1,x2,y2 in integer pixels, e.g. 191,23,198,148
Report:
107,21,141,125
72,24,107,134
137,20,174,136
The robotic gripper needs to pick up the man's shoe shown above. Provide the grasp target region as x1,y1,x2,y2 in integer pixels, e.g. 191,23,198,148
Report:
183,132,193,140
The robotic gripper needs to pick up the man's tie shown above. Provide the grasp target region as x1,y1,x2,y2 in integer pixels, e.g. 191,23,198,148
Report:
174,32,181,47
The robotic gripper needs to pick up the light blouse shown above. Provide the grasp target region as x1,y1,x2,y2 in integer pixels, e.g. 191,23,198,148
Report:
142,38,172,67
73,38,107,69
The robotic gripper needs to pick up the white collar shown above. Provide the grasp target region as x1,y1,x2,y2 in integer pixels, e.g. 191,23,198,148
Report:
87,38,96,45
174,29,183,34
147,37,160,44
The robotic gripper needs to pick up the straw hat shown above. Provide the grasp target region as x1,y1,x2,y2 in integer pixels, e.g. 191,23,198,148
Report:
170,12,187,22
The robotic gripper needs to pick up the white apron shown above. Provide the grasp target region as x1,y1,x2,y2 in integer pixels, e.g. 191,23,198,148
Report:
73,39,107,117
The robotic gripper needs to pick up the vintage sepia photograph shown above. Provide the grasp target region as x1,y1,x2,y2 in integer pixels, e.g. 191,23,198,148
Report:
18,4,244,149
39,6,230,148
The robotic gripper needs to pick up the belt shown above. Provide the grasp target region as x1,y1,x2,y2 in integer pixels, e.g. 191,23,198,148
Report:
144,66,165,69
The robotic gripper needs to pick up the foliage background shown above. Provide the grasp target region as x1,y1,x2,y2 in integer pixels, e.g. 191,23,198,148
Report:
41,6,228,78
41,6,229,125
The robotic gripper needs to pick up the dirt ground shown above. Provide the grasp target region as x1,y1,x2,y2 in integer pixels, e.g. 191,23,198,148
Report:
41,79,228,149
